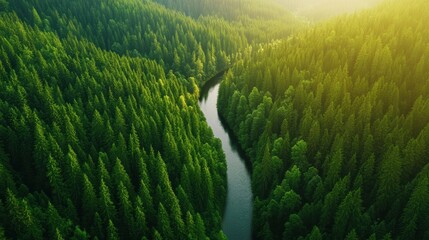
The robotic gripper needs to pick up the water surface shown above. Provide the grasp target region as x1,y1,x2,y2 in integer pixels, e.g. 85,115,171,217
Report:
199,79,253,240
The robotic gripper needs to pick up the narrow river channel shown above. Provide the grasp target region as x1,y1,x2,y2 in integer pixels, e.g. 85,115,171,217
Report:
199,77,253,240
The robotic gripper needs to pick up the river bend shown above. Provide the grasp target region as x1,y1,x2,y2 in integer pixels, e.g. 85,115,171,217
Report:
199,79,253,240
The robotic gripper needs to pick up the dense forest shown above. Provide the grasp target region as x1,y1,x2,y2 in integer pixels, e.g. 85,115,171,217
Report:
2,0,428,239
0,0,302,239
9,0,243,82
0,12,228,239
154,0,302,41
7,0,301,82
219,0,429,239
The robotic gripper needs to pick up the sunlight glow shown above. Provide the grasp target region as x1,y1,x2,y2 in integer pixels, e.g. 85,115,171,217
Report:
277,0,385,20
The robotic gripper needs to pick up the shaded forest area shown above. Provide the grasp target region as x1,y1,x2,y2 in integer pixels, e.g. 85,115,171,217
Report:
0,0,302,239
219,0,429,239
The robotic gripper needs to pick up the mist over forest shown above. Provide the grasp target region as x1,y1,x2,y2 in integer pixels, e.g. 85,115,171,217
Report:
277,0,385,20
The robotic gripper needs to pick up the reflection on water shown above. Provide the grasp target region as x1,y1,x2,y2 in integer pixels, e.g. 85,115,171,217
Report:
199,78,253,240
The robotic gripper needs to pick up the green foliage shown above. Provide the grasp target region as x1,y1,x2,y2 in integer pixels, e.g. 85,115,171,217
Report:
0,0,8,11
154,0,302,43
291,140,308,170
5,189,43,239
7,0,302,83
218,0,429,238
0,6,230,238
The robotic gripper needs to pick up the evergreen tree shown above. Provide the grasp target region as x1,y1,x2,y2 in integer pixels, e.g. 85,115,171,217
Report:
376,146,402,216
107,220,119,240
98,179,117,224
82,174,97,228
157,203,173,239
46,155,67,205
333,189,363,239
5,189,42,239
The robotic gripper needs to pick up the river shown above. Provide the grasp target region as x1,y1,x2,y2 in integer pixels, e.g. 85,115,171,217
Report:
199,76,253,240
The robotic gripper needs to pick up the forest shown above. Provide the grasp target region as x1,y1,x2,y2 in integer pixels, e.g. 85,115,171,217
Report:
8,0,301,82
219,0,429,239
0,0,301,239
1,0,428,239
0,11,229,240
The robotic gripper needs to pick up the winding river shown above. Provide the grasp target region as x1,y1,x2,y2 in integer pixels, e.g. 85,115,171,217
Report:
199,75,253,240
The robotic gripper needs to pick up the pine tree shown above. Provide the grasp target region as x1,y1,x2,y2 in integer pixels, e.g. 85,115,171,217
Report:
98,179,117,224
64,115,78,149
401,174,429,239
320,175,350,229
306,226,322,240
162,125,180,182
324,149,343,190
91,213,104,239
284,165,301,192
283,214,304,239
185,211,196,239
157,203,173,239
112,158,133,199
345,229,359,240
91,110,107,150
291,140,308,170
134,196,148,238
333,189,363,239
65,146,82,204
46,155,67,205
82,174,97,228
33,121,49,187
116,181,134,239
107,220,119,240
153,229,163,240
253,143,274,197
139,179,155,226
46,202,71,239
376,146,402,216
54,228,64,240
5,189,42,239
195,213,207,239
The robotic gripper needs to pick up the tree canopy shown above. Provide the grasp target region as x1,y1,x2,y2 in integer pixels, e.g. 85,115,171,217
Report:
218,0,429,238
